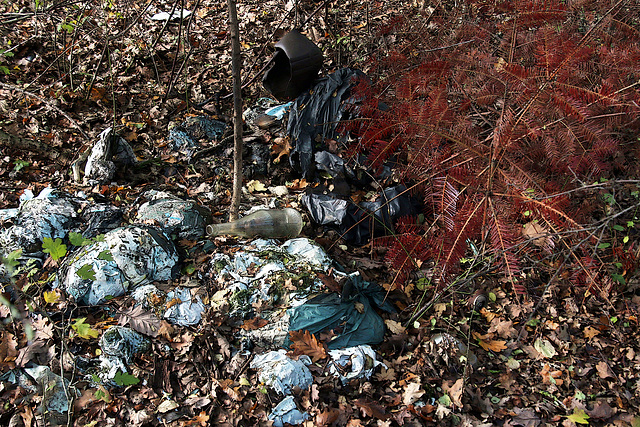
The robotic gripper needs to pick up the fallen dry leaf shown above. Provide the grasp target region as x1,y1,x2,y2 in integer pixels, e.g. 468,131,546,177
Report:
375,367,396,381
271,136,292,163
354,398,390,420
473,332,507,352
434,303,447,317
289,329,327,363
444,378,464,407
385,319,406,334
533,338,557,358
315,408,340,425
403,381,425,405
0,332,18,371
588,400,614,420
488,318,517,339
246,179,267,193
523,221,552,248
540,363,564,385
596,361,615,379
479,339,507,352
117,305,162,337
241,317,268,330
480,308,498,322
182,411,210,426
286,178,309,191
583,326,600,339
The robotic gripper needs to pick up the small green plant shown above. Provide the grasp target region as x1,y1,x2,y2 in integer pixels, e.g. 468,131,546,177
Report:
71,317,100,339
113,370,140,386
0,48,13,75
69,231,92,247
2,249,22,273
42,237,67,261
12,159,29,172
602,192,616,206
98,250,113,261
76,264,96,281
57,19,76,34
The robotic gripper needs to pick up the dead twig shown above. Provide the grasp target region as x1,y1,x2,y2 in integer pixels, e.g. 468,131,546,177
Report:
227,0,244,220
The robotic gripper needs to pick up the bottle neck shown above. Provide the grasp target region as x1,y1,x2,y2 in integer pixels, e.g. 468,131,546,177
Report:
207,223,242,237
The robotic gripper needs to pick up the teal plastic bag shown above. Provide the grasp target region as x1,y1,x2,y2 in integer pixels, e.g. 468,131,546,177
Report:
285,274,395,350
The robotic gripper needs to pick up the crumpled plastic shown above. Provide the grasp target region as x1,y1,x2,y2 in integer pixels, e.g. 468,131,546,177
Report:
285,272,395,350
268,396,309,427
240,313,291,348
0,187,82,256
129,284,205,326
245,139,271,177
163,287,206,326
82,203,124,238
136,191,211,240
57,225,178,305
0,188,126,282
0,188,126,262
211,238,330,314
100,326,150,364
287,68,365,177
314,151,354,181
1,365,74,416
281,238,332,268
328,345,386,385
84,127,137,185
150,9,191,21
245,98,292,132
97,326,150,383
250,349,312,395
168,116,227,161
301,193,348,226
303,184,420,245
265,102,293,120
429,332,478,369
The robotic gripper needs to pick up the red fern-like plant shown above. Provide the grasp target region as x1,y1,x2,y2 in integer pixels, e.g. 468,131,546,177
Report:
347,0,640,295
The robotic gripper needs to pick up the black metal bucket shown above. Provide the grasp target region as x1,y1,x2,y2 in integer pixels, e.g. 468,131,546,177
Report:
262,30,323,101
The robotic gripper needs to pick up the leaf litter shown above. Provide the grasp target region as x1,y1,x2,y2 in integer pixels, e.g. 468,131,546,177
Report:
0,0,639,426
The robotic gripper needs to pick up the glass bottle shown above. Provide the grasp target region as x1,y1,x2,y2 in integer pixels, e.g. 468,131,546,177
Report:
206,208,303,239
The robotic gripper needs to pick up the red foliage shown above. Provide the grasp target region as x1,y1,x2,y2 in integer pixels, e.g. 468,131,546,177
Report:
347,0,640,293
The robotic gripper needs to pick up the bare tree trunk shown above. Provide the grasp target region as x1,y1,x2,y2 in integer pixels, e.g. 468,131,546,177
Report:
228,0,243,220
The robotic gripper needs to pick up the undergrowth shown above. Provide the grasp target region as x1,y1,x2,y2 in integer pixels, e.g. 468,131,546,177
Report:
346,0,640,298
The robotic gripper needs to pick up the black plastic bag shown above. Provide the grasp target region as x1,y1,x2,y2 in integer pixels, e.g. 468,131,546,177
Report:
302,185,420,245
285,273,395,350
287,68,365,178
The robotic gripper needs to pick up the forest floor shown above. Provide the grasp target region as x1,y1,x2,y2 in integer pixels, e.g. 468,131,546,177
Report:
1,0,640,426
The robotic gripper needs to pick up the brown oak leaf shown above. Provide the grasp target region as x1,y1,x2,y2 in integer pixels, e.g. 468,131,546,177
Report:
316,408,340,426
583,326,600,339
241,317,269,330
443,378,464,407
488,318,517,339
271,136,292,163
473,331,507,352
354,398,390,420
0,332,18,371
288,329,327,363
596,361,615,379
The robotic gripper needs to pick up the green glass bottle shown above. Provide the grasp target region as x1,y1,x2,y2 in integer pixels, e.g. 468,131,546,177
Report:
206,208,303,239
